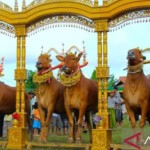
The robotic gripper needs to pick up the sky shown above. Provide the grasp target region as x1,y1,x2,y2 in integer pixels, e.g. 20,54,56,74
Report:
0,0,150,86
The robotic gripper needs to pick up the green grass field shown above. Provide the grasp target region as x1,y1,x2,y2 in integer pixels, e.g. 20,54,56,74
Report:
0,115,150,150
29,114,150,149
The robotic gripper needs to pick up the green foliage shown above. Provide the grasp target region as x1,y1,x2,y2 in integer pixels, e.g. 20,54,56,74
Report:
90,69,117,90
108,74,117,91
90,69,97,81
25,70,37,93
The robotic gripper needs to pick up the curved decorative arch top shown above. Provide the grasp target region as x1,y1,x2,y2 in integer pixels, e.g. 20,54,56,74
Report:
0,0,150,26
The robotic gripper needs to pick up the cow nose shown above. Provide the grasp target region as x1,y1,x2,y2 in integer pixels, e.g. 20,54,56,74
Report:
128,51,134,56
36,61,41,66
61,65,67,71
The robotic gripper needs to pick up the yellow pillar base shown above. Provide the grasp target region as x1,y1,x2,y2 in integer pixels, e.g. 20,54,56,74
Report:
91,128,112,150
6,127,28,149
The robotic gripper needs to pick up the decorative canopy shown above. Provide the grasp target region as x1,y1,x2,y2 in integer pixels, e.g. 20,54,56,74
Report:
0,0,150,37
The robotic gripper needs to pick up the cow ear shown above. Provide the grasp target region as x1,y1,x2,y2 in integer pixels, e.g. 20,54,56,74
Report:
56,55,64,62
77,53,83,61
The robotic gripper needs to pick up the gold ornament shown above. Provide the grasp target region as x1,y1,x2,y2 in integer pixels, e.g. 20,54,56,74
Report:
58,70,81,87
12,119,20,128
33,70,53,83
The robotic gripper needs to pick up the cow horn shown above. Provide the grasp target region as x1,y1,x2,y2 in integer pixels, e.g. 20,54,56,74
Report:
141,48,150,53
143,60,150,64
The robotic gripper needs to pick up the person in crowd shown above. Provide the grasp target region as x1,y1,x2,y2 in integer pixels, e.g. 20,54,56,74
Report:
3,114,12,137
32,102,41,136
60,113,69,135
28,92,36,121
114,86,124,128
50,113,62,135
0,112,5,137
108,89,118,128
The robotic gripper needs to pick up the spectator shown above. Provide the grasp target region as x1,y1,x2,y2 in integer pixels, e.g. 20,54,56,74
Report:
32,102,41,136
50,113,62,135
28,92,36,118
60,113,69,135
114,86,124,128
108,90,118,128
3,114,12,137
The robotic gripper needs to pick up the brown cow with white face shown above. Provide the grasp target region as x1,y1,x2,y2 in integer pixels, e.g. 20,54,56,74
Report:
123,48,150,137
33,53,66,142
56,52,98,143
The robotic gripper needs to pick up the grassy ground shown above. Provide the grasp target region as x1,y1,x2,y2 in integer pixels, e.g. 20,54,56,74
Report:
30,114,150,149
1,115,150,149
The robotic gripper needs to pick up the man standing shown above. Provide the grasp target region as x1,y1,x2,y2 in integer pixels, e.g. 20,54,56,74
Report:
114,86,124,128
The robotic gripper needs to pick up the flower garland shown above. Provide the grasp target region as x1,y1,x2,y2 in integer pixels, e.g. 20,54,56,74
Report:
58,70,81,87
33,70,53,83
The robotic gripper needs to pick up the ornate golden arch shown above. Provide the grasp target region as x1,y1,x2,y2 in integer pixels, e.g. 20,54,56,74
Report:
1,0,150,149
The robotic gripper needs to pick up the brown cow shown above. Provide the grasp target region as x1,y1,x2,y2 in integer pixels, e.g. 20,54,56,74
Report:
0,82,31,130
33,53,66,142
56,52,98,143
123,48,150,137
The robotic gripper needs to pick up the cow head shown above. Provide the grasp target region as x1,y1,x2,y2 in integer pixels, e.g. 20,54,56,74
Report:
56,52,83,75
127,48,146,66
36,53,52,71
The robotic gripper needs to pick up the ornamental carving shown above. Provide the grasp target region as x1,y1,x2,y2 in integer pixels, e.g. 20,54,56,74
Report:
15,69,27,80
0,2,13,12
95,21,108,32
7,128,28,148
109,9,150,31
15,25,27,37
27,15,95,35
0,21,15,37
92,130,106,147
26,0,94,10
96,67,109,78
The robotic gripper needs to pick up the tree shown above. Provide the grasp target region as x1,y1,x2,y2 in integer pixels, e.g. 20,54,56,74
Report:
25,70,37,93
91,69,97,81
90,69,117,90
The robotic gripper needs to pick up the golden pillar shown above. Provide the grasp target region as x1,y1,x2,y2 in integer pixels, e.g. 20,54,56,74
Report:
7,25,28,149
91,20,111,150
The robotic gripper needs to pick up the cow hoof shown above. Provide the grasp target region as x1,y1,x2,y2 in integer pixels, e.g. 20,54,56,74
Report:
68,137,74,143
139,121,145,128
76,138,82,143
38,137,47,143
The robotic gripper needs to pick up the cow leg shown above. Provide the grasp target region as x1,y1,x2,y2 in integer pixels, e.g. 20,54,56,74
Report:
125,103,136,133
65,106,74,143
139,101,148,142
76,106,86,143
44,106,54,142
38,106,46,142
139,101,147,128
85,112,92,143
